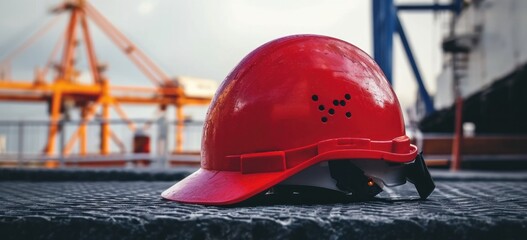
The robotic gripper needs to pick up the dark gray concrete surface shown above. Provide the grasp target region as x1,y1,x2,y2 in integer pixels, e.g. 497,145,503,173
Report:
0,170,526,239
0,168,196,181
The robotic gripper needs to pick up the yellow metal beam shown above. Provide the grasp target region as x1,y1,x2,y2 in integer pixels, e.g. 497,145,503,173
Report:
100,80,110,155
0,95,46,102
175,106,184,154
0,80,102,94
46,89,62,157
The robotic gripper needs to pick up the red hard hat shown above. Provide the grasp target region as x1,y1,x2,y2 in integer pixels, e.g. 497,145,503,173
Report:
162,35,434,205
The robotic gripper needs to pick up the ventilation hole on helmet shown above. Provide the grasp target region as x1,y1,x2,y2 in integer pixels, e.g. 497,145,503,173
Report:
340,100,346,106
321,117,328,123
333,100,339,106
312,95,319,101
318,105,325,111
346,112,352,118
345,94,351,100
328,108,335,115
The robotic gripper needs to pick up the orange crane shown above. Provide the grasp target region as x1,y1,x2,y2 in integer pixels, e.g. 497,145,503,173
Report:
0,0,214,166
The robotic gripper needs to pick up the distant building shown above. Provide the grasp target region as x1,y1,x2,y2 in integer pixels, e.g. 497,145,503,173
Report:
420,0,527,134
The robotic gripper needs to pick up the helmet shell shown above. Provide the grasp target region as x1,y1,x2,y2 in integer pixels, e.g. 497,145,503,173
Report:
202,35,406,171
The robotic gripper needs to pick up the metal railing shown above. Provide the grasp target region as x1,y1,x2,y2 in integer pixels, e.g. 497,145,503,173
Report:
0,119,204,168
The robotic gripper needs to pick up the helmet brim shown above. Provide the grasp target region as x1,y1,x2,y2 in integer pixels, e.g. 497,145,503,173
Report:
162,142,418,205
161,168,287,205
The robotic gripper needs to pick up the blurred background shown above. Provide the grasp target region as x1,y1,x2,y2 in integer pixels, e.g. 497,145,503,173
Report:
0,0,525,170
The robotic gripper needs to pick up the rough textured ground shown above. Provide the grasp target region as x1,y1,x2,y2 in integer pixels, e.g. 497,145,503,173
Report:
0,170,526,239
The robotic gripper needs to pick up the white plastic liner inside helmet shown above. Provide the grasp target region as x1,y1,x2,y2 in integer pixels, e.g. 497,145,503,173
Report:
279,159,409,193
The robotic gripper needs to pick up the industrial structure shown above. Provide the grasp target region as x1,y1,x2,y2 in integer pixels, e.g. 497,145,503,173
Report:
0,0,525,170
372,0,527,170
0,0,216,167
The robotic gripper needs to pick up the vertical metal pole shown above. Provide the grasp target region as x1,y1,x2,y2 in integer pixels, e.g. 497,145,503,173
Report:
59,120,65,168
451,97,463,171
79,108,87,156
373,0,395,83
157,111,168,168
46,89,62,157
17,121,24,167
100,80,110,155
176,106,184,154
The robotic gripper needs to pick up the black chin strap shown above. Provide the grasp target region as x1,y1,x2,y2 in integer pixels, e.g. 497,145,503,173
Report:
405,152,435,199
328,160,383,199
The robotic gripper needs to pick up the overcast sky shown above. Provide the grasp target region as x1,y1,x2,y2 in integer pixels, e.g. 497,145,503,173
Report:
0,0,451,120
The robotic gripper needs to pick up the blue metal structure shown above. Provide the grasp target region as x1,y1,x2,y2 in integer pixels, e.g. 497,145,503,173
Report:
394,15,434,115
372,0,395,84
372,0,462,115
397,3,460,11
